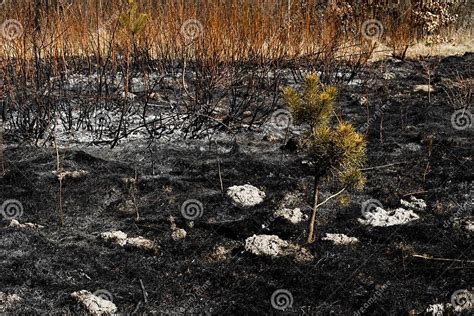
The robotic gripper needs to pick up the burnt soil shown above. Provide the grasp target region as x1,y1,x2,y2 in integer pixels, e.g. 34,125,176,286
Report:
0,54,473,315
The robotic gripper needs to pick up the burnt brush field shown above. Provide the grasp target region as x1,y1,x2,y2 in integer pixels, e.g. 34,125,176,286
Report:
0,53,472,314
0,0,473,314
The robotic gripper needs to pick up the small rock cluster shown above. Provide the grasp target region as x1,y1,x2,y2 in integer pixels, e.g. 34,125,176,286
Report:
9,219,44,229
225,185,314,262
54,169,89,181
100,231,158,252
244,234,313,263
359,207,420,227
359,197,425,227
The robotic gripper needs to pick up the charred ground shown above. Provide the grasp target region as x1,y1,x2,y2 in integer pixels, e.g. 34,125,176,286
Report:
0,54,472,314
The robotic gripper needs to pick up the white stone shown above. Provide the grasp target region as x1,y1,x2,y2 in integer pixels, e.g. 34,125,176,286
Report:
227,184,265,208
71,290,117,315
244,234,313,263
245,234,289,257
126,236,156,251
414,84,435,93
357,95,369,106
54,170,88,181
426,303,450,315
171,228,187,240
207,245,232,262
400,196,427,211
100,231,157,251
322,233,359,245
9,219,44,229
100,231,128,246
0,292,21,312
274,208,306,224
348,79,363,86
359,207,420,227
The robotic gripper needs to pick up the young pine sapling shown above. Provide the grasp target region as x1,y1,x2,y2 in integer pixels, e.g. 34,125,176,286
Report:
282,74,366,243
112,0,149,148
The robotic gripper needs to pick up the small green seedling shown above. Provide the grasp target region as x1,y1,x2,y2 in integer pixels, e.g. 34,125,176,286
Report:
119,0,149,36
282,74,366,243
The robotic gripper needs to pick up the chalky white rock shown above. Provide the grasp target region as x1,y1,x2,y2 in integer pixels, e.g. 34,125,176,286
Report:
322,233,359,245
273,208,306,224
100,231,157,251
359,206,420,227
71,290,117,315
400,196,427,211
227,184,265,208
9,219,44,229
244,234,313,263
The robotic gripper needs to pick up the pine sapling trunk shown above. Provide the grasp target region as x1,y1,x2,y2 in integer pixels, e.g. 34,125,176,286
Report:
307,179,319,244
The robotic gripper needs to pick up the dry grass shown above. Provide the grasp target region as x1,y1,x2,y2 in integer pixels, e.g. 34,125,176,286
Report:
0,0,471,143
0,0,470,64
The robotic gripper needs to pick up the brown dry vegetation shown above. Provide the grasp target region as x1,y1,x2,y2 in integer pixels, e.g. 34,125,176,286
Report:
0,0,470,62
0,0,471,143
